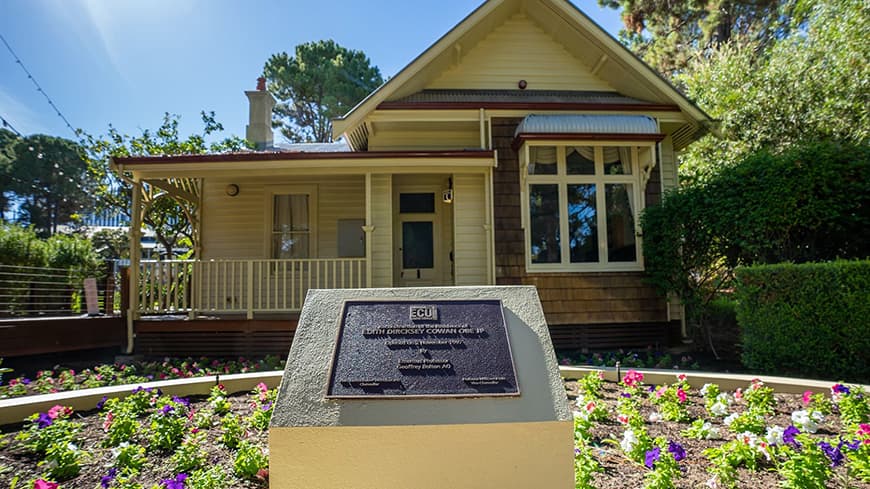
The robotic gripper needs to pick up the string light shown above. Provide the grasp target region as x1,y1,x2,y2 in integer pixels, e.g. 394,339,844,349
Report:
1,115,23,137
0,33,79,140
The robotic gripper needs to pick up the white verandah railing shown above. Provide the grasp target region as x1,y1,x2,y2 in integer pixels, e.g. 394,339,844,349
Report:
138,258,367,317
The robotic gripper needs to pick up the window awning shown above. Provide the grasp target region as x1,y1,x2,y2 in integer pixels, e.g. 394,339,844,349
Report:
513,114,664,148
515,114,658,135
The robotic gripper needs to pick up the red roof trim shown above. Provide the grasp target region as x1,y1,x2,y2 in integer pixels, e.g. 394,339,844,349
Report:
115,150,495,165
512,132,666,151
376,101,682,112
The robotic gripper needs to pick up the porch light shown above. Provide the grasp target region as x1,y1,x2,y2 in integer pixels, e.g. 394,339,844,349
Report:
442,177,453,204
225,183,240,197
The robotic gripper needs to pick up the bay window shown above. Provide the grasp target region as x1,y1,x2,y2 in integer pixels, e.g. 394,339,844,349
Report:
522,143,654,271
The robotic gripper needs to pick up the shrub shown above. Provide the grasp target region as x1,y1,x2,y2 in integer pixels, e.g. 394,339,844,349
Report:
736,260,870,381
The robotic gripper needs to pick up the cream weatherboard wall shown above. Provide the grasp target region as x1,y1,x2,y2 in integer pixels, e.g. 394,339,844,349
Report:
368,122,481,151
369,174,393,287
427,13,614,91
200,176,365,260
453,173,489,285
659,136,678,192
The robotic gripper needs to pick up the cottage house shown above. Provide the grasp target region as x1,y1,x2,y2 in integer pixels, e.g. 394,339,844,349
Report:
113,0,712,356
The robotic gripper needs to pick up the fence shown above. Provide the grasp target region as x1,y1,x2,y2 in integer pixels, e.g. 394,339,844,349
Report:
0,264,118,318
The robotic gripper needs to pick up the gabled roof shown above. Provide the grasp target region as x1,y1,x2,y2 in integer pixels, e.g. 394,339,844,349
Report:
332,0,712,144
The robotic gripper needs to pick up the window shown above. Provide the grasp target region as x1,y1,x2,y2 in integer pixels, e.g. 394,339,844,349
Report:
270,189,316,259
523,144,652,271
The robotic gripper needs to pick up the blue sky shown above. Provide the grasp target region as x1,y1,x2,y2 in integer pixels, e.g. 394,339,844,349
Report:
0,1,624,144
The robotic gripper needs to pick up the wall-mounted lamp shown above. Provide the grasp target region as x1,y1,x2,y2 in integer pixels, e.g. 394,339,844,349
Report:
442,177,453,204
225,183,240,197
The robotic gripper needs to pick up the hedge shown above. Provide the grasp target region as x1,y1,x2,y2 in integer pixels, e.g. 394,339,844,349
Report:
735,260,870,382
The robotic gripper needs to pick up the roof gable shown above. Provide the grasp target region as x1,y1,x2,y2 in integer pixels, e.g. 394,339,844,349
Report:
426,12,613,92
333,0,711,141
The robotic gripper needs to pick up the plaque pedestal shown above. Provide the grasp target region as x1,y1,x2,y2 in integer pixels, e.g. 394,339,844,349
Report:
269,286,573,489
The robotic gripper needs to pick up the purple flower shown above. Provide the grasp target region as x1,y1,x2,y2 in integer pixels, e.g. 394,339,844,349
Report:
22,378,31,385
647,385,655,393
783,426,802,449
37,412,53,429
96,396,108,410
172,396,190,407
620,393,632,398
644,447,661,469
668,441,687,462
818,441,845,467
262,402,272,411
161,473,188,489
844,438,861,451
132,386,145,394
832,384,850,395
101,468,118,488
160,404,175,415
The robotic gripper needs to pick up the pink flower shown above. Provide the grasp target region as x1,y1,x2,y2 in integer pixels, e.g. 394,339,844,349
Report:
103,411,114,431
617,414,629,425
655,386,667,398
622,370,644,388
584,401,596,413
802,391,813,405
677,373,687,382
47,405,66,419
734,388,743,400
33,480,59,489
677,388,687,403
857,424,870,437
9,379,18,386
597,371,605,380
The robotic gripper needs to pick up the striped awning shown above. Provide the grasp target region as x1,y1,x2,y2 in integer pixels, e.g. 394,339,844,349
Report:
514,114,658,136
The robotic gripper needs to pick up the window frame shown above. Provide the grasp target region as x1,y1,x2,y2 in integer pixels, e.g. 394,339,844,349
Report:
264,185,319,260
520,141,655,273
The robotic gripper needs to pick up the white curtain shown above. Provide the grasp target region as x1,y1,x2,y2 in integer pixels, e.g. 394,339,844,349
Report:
568,146,595,160
602,147,633,174
529,146,557,174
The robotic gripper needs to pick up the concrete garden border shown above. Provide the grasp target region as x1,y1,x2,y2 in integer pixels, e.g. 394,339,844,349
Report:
1,367,866,426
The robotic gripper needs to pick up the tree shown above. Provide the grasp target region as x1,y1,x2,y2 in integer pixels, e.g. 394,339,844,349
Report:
598,0,811,79
81,112,249,258
0,128,17,217
676,0,869,183
263,40,384,143
5,134,94,236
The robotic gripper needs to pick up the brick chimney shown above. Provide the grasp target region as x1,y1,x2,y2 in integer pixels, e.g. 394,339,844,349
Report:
245,77,275,149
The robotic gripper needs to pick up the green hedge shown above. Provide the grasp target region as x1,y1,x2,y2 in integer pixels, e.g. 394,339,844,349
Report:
736,260,870,382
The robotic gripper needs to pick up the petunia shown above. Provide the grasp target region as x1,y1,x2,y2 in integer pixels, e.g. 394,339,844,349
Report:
832,384,850,395
37,412,53,429
96,396,108,410
161,473,188,489
172,396,190,407
101,467,118,488
620,429,638,453
765,426,785,446
802,390,813,405
677,388,687,403
33,480,59,489
818,441,844,467
668,441,686,461
783,425,802,449
644,447,661,468
161,404,175,415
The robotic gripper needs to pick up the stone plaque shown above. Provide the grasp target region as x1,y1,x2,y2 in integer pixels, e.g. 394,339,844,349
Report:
326,299,519,398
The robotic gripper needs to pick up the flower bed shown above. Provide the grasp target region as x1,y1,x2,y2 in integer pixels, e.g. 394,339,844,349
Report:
0,357,284,399
1,371,868,488
570,371,870,488
0,383,274,488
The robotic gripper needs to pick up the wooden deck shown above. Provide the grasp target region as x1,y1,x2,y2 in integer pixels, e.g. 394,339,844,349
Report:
0,316,126,357
134,317,298,357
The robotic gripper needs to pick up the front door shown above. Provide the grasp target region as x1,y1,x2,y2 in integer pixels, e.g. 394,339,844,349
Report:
396,189,440,286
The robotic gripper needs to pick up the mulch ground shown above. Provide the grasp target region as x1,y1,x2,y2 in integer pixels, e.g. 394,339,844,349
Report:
0,392,267,489
563,380,868,489
1,381,868,488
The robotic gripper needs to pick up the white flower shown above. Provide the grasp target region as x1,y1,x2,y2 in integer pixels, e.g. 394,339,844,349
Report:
701,422,721,440
700,383,713,396
620,428,638,453
792,410,824,433
738,431,758,448
649,412,663,423
765,426,785,446
67,442,78,452
723,413,739,426
711,401,730,417
573,409,589,421
716,393,733,405
706,476,719,488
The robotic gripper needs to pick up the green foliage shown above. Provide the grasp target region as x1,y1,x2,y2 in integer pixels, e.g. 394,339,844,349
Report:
642,141,870,344
837,386,870,427
598,0,803,78
4,134,94,236
171,432,208,473
187,466,231,489
219,413,244,449
681,419,720,440
777,435,832,489
736,260,870,381
703,437,765,488
578,371,605,400
147,404,186,451
80,112,249,257
91,228,129,260
233,441,268,480
16,407,80,454
677,0,870,182
643,438,683,489
264,39,384,143
40,441,84,480
111,442,147,473
103,404,140,447
208,384,231,416
650,382,691,422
